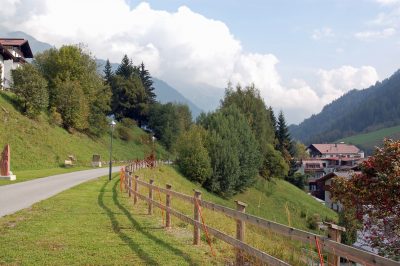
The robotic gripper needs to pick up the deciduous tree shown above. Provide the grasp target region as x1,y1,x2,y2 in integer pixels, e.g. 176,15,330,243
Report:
331,139,400,259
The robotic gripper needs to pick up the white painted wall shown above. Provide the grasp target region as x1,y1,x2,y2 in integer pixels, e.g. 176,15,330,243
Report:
0,54,4,88
3,60,21,89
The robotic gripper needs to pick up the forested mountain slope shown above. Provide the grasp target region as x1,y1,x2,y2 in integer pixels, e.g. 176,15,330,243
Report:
290,70,400,144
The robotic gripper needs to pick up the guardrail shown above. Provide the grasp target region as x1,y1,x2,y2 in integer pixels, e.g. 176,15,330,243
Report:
120,161,399,266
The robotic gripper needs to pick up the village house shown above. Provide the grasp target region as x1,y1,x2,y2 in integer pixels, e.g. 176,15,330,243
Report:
0,38,33,89
299,143,364,179
309,171,360,211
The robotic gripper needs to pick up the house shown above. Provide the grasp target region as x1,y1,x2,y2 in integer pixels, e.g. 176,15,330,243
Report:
299,143,364,180
307,143,364,159
309,171,360,211
0,38,33,89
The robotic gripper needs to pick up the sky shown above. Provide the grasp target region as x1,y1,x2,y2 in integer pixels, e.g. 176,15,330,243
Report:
0,0,399,124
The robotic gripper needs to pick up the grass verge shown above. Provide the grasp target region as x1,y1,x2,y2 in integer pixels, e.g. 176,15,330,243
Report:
0,174,222,265
0,166,91,186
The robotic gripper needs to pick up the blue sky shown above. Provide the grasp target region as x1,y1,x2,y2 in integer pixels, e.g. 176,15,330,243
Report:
1,0,399,123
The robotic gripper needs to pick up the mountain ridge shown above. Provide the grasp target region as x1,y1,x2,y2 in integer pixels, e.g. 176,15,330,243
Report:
290,70,400,144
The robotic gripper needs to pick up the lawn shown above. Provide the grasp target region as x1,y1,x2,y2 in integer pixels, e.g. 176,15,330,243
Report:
0,166,90,186
0,165,338,265
0,174,222,265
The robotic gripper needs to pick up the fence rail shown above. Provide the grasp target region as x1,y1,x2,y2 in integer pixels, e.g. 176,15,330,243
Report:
120,161,399,266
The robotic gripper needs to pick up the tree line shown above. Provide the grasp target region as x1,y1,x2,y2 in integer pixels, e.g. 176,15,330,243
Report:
10,44,303,197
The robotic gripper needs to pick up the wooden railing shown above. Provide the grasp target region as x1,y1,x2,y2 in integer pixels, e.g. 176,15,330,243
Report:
121,161,399,266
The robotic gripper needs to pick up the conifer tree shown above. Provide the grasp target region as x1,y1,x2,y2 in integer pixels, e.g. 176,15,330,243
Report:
115,55,135,79
139,62,156,104
103,59,113,85
277,111,294,161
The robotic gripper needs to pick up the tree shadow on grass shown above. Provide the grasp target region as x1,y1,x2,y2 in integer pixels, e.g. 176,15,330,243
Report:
97,180,159,265
98,179,199,265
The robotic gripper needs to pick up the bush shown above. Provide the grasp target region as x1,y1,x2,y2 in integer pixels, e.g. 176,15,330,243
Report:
117,126,133,141
306,213,320,230
121,117,136,129
176,125,211,184
11,64,49,118
49,107,63,126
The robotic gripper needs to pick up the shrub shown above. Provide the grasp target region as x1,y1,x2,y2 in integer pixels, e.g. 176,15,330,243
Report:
11,64,49,118
117,126,133,141
121,117,136,129
306,213,320,230
49,107,63,126
175,125,211,184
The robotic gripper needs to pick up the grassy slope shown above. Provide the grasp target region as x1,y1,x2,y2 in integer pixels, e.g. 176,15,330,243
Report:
136,166,337,264
0,92,168,172
0,166,337,265
338,125,400,154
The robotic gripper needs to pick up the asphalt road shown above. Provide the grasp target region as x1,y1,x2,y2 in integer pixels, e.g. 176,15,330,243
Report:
0,167,120,217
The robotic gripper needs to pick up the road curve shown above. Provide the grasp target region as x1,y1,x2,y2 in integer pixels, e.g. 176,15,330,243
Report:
0,167,121,217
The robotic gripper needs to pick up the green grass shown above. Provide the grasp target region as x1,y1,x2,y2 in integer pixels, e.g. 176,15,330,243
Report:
0,174,222,265
338,125,400,154
135,166,338,264
0,92,169,171
0,166,337,265
0,166,92,186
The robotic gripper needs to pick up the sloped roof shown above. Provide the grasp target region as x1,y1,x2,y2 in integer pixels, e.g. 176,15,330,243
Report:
309,144,361,154
0,38,33,58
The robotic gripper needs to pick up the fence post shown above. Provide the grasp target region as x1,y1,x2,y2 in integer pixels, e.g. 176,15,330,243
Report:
128,175,132,197
134,175,139,205
166,184,172,228
326,223,345,266
148,179,154,215
235,201,247,265
193,190,202,245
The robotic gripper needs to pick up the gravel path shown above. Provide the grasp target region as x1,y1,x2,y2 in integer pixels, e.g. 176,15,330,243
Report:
0,167,120,217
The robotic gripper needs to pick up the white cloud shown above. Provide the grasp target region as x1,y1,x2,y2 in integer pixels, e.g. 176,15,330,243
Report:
355,27,396,40
0,0,380,123
311,27,334,40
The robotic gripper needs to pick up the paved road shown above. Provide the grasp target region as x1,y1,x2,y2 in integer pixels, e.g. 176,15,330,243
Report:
0,167,120,217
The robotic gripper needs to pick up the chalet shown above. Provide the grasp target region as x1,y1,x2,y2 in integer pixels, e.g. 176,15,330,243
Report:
309,171,360,211
307,143,364,159
0,38,33,88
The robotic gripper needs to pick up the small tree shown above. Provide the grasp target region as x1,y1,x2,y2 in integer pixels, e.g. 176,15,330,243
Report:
331,139,400,259
11,64,49,118
175,125,211,184
103,59,113,85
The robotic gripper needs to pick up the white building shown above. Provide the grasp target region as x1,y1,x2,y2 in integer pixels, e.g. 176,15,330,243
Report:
0,38,33,89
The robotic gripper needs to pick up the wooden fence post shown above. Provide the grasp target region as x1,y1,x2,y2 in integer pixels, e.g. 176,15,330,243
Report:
235,201,247,266
166,184,172,228
193,190,202,245
148,179,154,215
326,222,345,266
134,175,139,205
128,175,132,197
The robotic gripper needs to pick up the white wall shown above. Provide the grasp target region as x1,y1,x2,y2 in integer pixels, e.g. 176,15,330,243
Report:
0,54,4,88
3,60,19,89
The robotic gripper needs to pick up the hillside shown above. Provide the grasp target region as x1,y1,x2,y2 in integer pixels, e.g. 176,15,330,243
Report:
0,92,168,171
0,165,337,265
290,70,400,144
338,125,400,155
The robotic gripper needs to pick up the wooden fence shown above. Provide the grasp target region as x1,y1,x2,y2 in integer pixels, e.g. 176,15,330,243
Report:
121,161,399,266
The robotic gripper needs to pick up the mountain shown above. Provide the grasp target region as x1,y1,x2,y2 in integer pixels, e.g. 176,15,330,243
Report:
290,70,400,144
96,59,203,118
152,78,203,118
